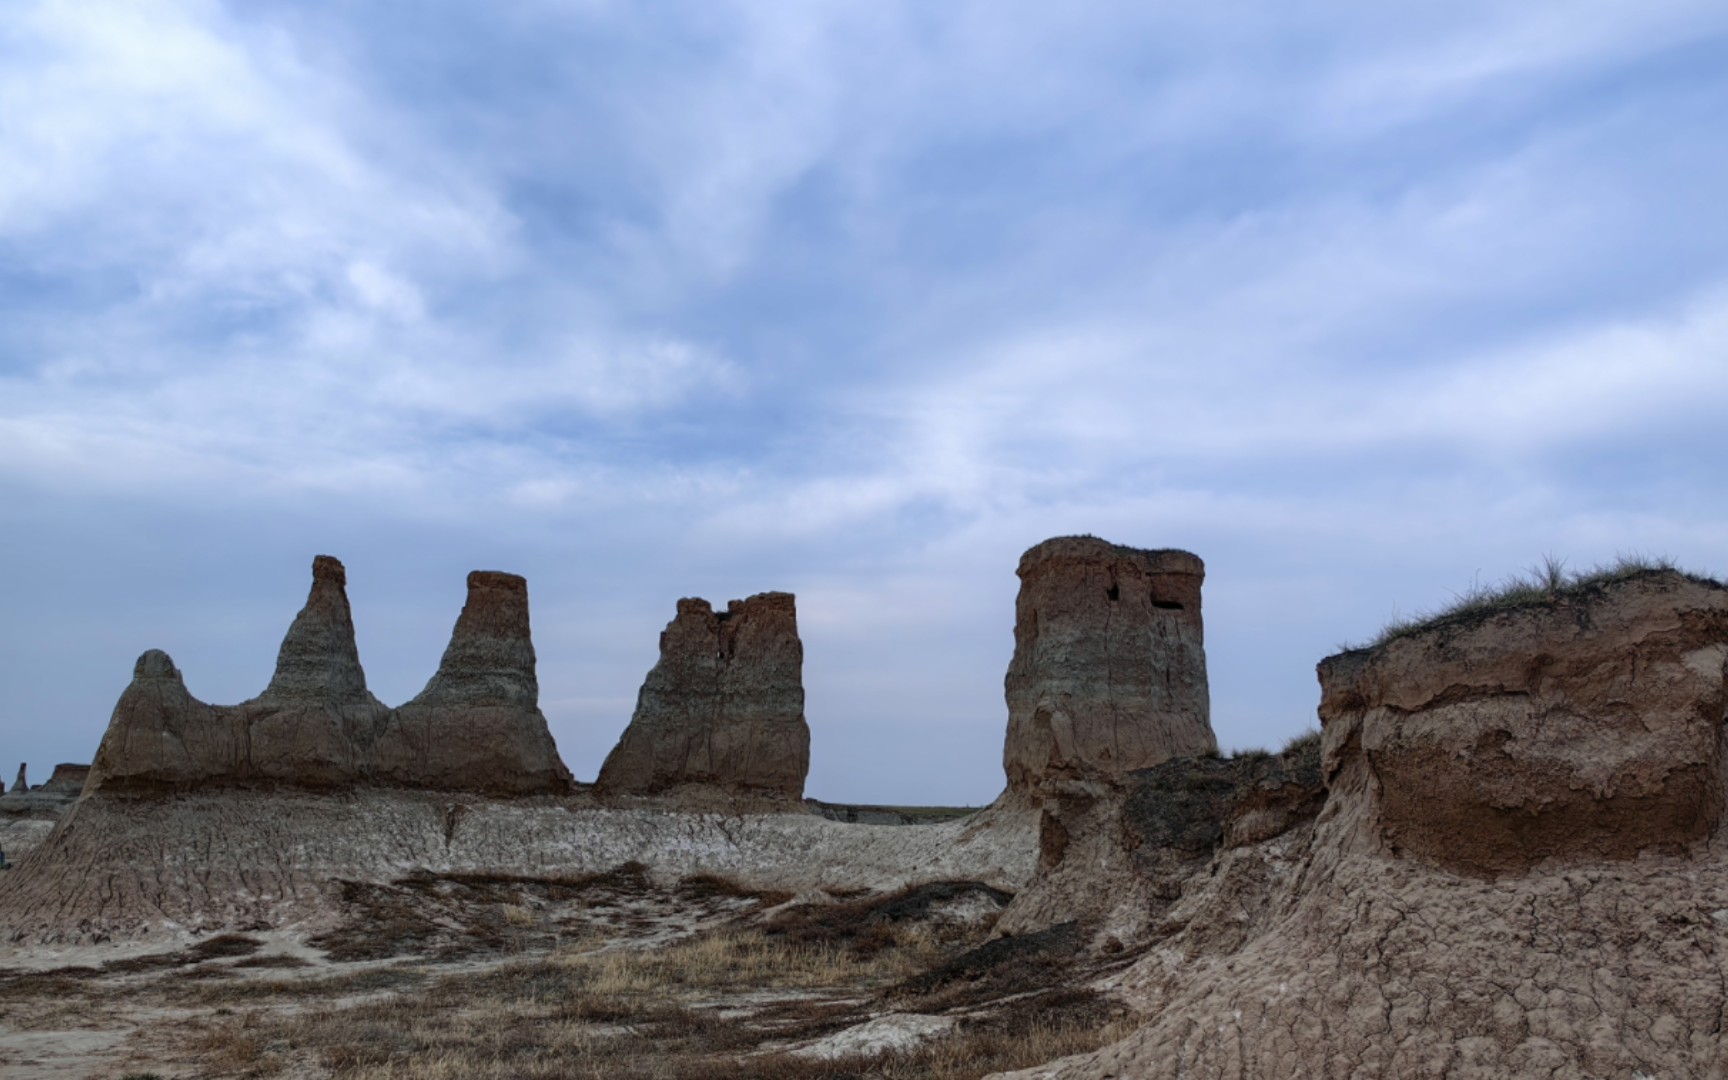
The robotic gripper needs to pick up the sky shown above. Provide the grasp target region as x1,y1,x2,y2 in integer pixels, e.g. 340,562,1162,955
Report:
2,1,1726,805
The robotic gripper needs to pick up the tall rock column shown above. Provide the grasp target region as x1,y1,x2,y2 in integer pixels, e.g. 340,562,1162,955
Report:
1003,536,1216,795
597,592,809,804
237,555,388,787
9,764,25,794
373,571,572,795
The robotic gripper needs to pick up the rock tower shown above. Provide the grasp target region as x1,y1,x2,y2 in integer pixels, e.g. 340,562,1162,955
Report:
238,554,389,787
1003,536,1216,794
85,559,571,796
597,592,809,803
373,570,572,795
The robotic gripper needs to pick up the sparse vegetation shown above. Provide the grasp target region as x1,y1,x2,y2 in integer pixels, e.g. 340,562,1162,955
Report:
1362,553,1719,649
1281,728,1321,756
2,871,1128,1080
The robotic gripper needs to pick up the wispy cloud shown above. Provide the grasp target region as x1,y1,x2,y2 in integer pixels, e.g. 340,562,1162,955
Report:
2,0,1725,800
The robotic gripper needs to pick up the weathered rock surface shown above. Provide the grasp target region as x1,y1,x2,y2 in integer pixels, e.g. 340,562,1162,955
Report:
86,650,232,791
9,763,26,793
597,592,809,804
373,571,572,795
1316,568,1728,875
996,744,1324,946
237,554,390,788
994,568,1728,1080
40,764,89,795
84,560,571,797
1003,536,1216,795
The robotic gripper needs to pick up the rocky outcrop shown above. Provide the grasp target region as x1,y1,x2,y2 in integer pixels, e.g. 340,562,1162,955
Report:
1317,568,1728,875
996,743,1324,946
9,763,25,793
998,567,1728,1080
85,560,571,797
596,592,808,804
1002,536,1216,795
40,764,89,796
86,650,232,791
237,554,389,787
372,571,572,795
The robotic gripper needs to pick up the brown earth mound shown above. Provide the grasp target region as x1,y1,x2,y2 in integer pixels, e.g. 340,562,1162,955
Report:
1002,536,1216,796
596,591,809,805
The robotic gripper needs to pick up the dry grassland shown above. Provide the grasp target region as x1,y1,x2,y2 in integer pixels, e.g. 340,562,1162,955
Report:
0,869,1132,1080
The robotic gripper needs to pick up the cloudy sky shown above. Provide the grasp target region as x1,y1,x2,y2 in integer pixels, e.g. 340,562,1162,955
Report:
3,1,1725,804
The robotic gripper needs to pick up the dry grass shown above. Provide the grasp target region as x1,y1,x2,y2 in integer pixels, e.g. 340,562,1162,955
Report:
8,873,1130,1080
1364,552,1719,648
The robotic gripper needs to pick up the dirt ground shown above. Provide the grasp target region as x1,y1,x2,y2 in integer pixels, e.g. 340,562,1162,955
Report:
0,866,1133,1080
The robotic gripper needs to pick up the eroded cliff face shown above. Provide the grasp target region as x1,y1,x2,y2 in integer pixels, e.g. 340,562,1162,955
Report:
1316,569,1728,875
596,592,808,804
997,568,1728,1080
1002,536,1216,795
84,560,571,797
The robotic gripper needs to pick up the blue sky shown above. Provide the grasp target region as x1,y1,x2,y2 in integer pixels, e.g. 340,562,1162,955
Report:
3,1,1726,804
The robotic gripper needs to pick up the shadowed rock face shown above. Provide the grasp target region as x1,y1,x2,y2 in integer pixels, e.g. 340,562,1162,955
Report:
373,571,572,795
1003,537,1216,794
1317,570,1728,876
9,764,24,794
596,592,808,803
86,561,571,796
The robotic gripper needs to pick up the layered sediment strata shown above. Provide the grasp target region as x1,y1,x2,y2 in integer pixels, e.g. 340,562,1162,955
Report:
41,764,90,795
1317,568,1728,875
238,554,389,787
1003,536,1216,794
374,571,572,795
597,592,809,803
84,559,571,796
86,650,231,791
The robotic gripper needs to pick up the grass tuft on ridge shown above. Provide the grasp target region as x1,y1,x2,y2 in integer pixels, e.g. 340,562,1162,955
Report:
1361,552,1718,650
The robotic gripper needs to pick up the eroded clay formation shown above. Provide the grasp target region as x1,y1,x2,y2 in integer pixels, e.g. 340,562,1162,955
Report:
86,559,571,796
1003,536,1216,794
1317,568,1728,875
597,592,809,803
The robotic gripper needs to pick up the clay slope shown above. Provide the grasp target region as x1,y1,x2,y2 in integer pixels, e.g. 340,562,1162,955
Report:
0,789,1036,942
996,570,1728,1080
